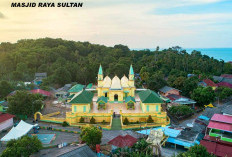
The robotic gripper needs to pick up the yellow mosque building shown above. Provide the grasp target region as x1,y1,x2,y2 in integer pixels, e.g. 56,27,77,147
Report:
97,65,136,103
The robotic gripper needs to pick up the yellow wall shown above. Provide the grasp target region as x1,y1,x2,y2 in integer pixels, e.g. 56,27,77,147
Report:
66,110,113,125
120,110,169,127
141,102,161,113
72,104,90,113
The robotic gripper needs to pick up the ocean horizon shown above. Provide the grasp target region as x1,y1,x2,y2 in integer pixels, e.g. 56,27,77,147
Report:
132,48,232,62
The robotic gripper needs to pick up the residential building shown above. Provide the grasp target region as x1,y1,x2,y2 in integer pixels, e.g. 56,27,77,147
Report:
198,79,218,90
0,112,15,132
159,86,180,97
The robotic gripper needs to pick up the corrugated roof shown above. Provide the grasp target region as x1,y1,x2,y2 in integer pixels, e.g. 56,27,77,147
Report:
203,79,217,87
30,89,51,96
211,114,232,124
201,140,232,157
159,86,180,93
108,135,137,148
69,90,93,104
222,105,232,115
208,121,232,132
138,90,163,103
217,82,232,88
58,145,97,157
0,112,15,123
68,84,84,93
125,96,136,103
97,96,108,103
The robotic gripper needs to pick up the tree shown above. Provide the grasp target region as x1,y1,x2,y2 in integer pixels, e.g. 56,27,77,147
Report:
0,80,13,99
176,145,215,157
1,135,42,157
90,116,96,124
182,76,198,97
112,139,153,157
123,117,130,125
169,105,193,117
80,126,102,148
216,86,232,100
191,87,216,107
7,91,43,117
147,115,154,123
147,73,167,91
53,67,71,86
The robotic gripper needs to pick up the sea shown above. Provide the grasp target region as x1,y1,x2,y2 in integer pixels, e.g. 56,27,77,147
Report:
133,48,232,62
185,48,232,62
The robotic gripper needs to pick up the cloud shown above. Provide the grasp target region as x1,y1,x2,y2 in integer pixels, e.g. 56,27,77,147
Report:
0,12,5,19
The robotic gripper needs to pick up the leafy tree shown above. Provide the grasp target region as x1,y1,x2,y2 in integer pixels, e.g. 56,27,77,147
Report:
191,87,216,106
169,105,193,117
80,126,102,148
7,91,43,117
0,80,13,99
216,86,232,100
112,139,153,157
147,73,166,91
53,67,71,86
176,145,215,157
1,136,42,157
182,76,198,97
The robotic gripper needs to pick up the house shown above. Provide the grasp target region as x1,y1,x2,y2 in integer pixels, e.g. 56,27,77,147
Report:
69,90,94,113
200,113,232,157
138,89,163,113
30,89,51,97
0,112,15,132
34,73,47,85
108,135,137,150
205,114,232,143
214,75,232,85
166,94,196,108
68,84,85,95
159,86,181,97
221,105,232,116
55,84,72,98
33,144,97,157
217,82,232,89
198,79,218,90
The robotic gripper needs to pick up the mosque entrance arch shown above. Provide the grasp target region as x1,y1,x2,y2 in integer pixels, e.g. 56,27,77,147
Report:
114,94,118,102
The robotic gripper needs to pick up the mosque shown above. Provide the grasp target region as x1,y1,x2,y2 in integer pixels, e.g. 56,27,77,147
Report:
96,65,136,103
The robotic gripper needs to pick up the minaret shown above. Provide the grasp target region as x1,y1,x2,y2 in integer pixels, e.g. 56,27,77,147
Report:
128,64,134,87
98,64,103,87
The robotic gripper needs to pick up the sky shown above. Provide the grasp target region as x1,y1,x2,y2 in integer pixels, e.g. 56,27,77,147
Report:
0,0,232,48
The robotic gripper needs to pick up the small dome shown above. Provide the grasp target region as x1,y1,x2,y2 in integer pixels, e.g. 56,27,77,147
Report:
121,75,129,87
103,76,111,88
111,76,122,89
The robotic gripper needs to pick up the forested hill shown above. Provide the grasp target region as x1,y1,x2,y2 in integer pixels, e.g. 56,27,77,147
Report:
0,38,231,91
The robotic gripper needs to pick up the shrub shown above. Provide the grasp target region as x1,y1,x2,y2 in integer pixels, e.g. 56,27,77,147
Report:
90,117,96,124
123,117,130,125
62,121,69,127
102,120,106,125
79,117,84,123
147,115,154,123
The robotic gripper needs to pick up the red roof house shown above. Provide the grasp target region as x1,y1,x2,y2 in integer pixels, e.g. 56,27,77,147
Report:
108,135,137,148
203,79,218,88
211,114,232,124
217,82,232,89
30,89,51,97
0,112,15,132
201,140,232,157
221,74,232,79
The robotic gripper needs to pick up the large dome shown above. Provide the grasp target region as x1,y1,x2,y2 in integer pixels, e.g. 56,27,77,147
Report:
103,76,111,88
121,75,129,87
111,76,122,89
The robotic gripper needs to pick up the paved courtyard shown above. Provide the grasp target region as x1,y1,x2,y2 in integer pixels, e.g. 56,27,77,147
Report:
91,94,142,114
